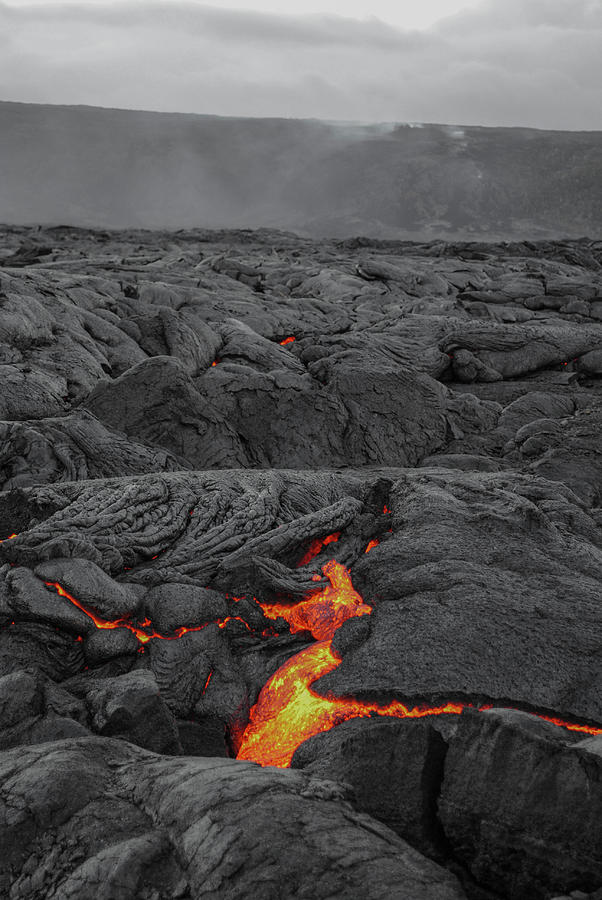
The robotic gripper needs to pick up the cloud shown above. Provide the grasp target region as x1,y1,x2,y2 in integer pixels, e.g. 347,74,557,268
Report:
1,1,423,47
439,0,602,30
0,0,600,129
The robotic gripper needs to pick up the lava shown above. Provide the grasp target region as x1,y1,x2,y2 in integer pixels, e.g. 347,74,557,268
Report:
238,559,602,768
44,581,250,644
296,531,340,567
0,533,17,543
259,559,371,641
365,539,379,553
202,670,213,694
237,638,488,768
279,336,295,345
11,531,602,764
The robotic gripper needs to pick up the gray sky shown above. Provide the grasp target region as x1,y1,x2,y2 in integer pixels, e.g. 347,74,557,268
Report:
0,0,600,129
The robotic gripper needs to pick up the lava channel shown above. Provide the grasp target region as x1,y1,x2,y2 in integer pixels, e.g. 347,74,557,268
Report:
237,558,602,768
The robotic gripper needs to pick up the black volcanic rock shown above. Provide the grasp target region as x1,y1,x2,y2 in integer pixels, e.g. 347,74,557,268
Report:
314,470,602,726
83,669,180,755
83,355,248,468
0,669,89,751
439,708,602,899
0,736,468,899
144,583,227,633
291,717,448,858
0,410,182,491
34,556,144,619
0,225,601,899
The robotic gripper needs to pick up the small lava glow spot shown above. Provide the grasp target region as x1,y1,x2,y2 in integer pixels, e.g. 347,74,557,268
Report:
279,336,296,346
202,670,213,695
296,532,340,567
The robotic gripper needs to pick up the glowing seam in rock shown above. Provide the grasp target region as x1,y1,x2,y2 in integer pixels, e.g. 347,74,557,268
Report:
237,558,602,768
296,531,340,567
43,581,251,644
202,670,213,694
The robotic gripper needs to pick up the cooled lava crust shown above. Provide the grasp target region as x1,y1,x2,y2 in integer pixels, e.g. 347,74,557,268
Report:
1,226,602,900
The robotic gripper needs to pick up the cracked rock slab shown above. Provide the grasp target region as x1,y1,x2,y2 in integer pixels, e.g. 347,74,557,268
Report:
0,736,467,900
439,708,602,899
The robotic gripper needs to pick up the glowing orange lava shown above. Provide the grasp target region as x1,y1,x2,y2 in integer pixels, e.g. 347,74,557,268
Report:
0,533,18,544
237,638,494,768
296,532,340,567
238,560,602,768
44,582,250,644
535,715,602,736
259,559,371,641
279,336,295,345
365,539,379,553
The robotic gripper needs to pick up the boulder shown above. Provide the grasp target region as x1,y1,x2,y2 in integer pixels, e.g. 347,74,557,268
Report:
439,708,602,900
291,716,448,857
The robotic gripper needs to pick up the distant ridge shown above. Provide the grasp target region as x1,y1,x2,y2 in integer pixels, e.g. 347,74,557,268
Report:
1,100,600,239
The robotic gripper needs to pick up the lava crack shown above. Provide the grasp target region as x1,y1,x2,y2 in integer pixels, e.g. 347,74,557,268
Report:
237,557,602,768
43,581,251,644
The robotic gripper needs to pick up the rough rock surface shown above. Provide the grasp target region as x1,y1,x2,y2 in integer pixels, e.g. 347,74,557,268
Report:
439,708,602,899
0,737,467,900
0,225,601,899
290,716,448,858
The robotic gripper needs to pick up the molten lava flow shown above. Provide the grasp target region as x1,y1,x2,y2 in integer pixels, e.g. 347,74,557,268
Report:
279,336,295,345
0,533,18,543
296,532,340,568
238,560,602,768
259,559,371,641
237,637,490,769
239,562,469,767
237,640,342,766
535,714,602,736
365,539,379,553
44,582,250,644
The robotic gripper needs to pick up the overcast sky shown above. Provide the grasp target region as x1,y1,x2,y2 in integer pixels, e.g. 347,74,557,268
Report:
0,0,600,129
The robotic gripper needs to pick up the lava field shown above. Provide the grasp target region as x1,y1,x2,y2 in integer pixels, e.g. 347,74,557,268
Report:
0,224,601,900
